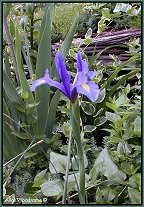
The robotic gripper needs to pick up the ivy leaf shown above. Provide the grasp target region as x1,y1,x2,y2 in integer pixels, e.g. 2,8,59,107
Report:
84,125,97,132
85,28,92,39
83,38,92,45
90,148,126,182
81,101,95,115
113,3,132,13
102,187,117,202
94,116,107,126
134,116,141,133
63,173,89,191
129,173,141,189
95,88,106,103
97,18,106,34
33,169,48,188
102,8,110,20
128,187,141,204
105,112,121,123
24,151,37,159
96,187,105,204
71,151,88,170
121,162,134,175
115,94,129,107
41,180,63,197
69,49,75,57
49,152,68,174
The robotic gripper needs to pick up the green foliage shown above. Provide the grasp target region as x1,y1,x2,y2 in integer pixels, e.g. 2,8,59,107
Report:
51,4,84,42
3,2,141,205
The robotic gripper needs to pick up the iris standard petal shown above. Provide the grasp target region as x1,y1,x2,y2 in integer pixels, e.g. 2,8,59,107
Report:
72,72,87,88
76,82,100,102
77,51,83,72
87,71,97,80
77,51,88,74
55,52,71,98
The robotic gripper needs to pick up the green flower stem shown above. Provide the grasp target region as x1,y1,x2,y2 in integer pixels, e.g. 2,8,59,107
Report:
62,130,73,204
70,100,85,204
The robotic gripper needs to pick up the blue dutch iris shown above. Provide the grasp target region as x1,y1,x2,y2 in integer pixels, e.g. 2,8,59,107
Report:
30,51,100,102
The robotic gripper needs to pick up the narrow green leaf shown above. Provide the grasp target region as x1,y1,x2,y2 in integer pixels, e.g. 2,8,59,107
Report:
3,70,24,105
89,44,128,68
15,26,34,103
24,151,37,159
3,100,19,160
23,28,34,77
4,48,11,80
3,3,12,18
11,131,31,140
46,91,61,139
102,55,140,89
100,70,140,114
9,18,15,39
35,4,53,136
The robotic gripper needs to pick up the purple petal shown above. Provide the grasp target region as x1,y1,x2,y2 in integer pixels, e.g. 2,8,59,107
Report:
30,69,69,98
76,82,100,102
55,52,71,98
71,87,78,100
30,77,47,91
44,69,70,98
72,72,87,88
77,51,88,74
87,71,97,80
77,51,83,72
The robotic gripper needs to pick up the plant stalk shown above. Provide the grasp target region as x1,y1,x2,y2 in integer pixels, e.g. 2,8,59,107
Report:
3,16,20,85
30,13,34,50
62,130,73,204
70,100,85,204
3,140,43,167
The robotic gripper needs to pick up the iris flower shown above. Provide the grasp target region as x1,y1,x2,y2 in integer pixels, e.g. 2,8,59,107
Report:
30,51,100,102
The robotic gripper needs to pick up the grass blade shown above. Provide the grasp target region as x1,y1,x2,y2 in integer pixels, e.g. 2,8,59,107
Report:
88,44,128,68
102,55,140,90
35,4,53,136
3,70,24,105
101,70,140,115
15,26,34,103
45,91,61,139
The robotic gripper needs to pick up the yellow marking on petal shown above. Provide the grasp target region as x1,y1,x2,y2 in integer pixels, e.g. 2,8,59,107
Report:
82,83,90,92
